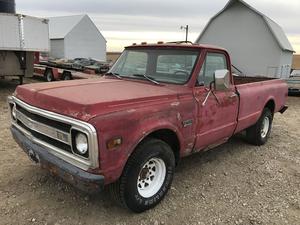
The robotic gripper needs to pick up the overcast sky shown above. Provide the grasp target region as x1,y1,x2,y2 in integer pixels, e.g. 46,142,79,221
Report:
16,0,300,53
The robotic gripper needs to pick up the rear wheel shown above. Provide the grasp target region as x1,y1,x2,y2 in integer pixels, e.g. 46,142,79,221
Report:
109,138,175,213
246,108,273,146
62,72,72,80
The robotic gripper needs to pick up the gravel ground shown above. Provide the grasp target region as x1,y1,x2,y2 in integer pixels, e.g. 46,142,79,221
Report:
0,78,299,225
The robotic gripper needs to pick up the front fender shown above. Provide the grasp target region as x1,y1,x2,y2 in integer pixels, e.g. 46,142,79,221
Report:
89,106,186,184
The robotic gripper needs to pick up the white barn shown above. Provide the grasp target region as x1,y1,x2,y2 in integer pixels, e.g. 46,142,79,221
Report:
49,15,106,61
196,0,294,78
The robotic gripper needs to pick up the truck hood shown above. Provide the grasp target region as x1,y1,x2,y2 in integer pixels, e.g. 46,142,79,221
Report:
15,78,180,121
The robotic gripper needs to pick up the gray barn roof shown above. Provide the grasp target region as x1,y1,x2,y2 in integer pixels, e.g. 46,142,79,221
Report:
196,0,294,52
49,14,86,39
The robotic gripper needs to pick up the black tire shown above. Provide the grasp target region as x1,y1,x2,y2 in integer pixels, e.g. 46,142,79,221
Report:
246,108,273,146
109,138,175,213
44,69,54,82
62,72,72,80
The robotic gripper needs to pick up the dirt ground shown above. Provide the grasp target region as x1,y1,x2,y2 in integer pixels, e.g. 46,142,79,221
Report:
0,78,299,225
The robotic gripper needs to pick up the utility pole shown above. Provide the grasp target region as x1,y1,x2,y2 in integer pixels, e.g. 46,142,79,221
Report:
180,25,189,42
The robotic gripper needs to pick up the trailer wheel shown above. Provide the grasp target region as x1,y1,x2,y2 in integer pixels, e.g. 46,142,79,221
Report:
109,138,175,213
44,69,54,82
62,72,72,80
246,108,273,146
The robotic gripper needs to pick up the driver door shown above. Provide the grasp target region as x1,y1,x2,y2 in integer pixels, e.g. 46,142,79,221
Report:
193,51,239,151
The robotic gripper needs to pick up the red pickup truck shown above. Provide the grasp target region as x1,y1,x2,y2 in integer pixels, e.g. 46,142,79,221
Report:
8,43,288,212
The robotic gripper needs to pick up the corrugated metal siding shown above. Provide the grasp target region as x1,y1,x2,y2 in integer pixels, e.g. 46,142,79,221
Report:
50,39,64,58
23,16,49,52
278,51,293,78
0,14,20,50
196,0,294,53
0,13,49,51
197,1,292,78
64,16,106,60
48,15,85,39
264,17,294,52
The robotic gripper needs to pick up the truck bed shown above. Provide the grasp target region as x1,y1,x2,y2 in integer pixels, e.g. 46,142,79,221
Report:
233,76,275,85
233,76,288,134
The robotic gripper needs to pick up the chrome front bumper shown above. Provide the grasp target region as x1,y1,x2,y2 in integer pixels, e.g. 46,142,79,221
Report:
11,126,104,193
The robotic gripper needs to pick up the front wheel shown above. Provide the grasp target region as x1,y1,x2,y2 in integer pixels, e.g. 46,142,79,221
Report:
109,138,175,213
44,69,54,82
246,108,273,146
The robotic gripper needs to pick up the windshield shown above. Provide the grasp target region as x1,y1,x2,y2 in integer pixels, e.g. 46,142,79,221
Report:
109,49,199,84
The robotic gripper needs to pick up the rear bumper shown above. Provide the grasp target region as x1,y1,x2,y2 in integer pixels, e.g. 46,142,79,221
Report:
288,88,300,96
11,126,104,193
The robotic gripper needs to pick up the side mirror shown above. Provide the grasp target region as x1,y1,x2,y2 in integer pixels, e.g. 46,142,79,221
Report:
214,69,230,91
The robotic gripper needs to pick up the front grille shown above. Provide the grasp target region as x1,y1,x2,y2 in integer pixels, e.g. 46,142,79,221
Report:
16,104,71,133
17,120,72,153
14,103,73,154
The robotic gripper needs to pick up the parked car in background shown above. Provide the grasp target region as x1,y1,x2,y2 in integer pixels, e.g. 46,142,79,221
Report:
291,69,300,77
9,43,288,213
72,58,95,70
84,61,110,74
285,76,300,96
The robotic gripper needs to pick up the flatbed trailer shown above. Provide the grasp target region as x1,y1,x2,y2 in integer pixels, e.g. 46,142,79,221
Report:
34,64,100,82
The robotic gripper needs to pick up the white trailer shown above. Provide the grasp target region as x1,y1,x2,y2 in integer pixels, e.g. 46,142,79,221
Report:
0,13,50,84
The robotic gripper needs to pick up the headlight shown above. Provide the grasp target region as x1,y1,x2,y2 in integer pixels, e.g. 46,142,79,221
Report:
75,133,88,155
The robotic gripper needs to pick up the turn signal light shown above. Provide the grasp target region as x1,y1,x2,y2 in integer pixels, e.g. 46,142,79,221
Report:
107,137,122,150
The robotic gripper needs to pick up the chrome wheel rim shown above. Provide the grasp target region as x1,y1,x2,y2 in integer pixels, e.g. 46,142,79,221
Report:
137,157,166,198
261,117,270,138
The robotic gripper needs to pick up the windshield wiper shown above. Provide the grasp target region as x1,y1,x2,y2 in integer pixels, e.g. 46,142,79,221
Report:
132,74,160,85
105,72,122,79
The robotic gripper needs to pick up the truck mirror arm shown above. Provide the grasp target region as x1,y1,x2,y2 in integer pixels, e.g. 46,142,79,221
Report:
202,81,220,106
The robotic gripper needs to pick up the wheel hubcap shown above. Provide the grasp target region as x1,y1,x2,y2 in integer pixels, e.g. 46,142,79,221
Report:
261,117,270,138
137,157,166,198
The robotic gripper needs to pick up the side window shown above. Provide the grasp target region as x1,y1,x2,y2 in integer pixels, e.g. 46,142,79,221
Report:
197,53,228,86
